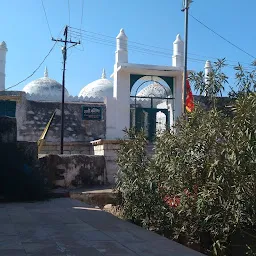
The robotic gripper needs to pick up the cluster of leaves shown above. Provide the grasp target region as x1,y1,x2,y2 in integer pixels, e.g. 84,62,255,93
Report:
116,62,256,255
189,58,228,99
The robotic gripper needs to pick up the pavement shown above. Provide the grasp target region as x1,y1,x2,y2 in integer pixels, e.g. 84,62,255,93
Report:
0,198,204,256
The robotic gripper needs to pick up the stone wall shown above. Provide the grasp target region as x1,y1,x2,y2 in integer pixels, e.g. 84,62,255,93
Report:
39,141,92,155
39,154,106,188
18,99,106,143
0,91,107,144
91,139,121,184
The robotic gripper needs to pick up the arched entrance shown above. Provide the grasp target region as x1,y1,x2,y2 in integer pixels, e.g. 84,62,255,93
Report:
130,75,174,141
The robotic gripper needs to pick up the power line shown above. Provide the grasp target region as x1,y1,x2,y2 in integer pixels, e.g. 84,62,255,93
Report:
69,26,254,67
68,30,255,69
5,41,58,91
41,0,52,38
189,13,256,60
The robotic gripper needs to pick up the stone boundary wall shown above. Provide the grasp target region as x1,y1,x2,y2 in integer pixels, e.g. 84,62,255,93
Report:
39,154,106,188
18,100,106,143
39,141,92,155
91,139,121,184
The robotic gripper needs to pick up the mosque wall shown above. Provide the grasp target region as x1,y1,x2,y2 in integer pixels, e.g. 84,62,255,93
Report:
17,98,106,145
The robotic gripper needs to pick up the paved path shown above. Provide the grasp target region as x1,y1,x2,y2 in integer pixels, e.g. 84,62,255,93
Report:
0,198,204,256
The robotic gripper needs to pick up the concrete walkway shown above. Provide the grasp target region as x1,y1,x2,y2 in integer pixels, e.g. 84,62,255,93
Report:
0,198,204,256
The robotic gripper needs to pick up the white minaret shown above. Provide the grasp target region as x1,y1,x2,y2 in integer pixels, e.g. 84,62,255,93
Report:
172,34,184,68
101,68,106,79
204,60,212,84
0,41,8,91
44,66,48,77
115,28,128,65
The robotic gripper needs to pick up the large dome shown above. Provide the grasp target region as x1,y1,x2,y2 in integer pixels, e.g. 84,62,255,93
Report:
137,82,171,97
79,69,113,98
23,68,69,101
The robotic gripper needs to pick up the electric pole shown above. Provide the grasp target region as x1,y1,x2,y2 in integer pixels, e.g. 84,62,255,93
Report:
182,0,190,113
52,26,80,154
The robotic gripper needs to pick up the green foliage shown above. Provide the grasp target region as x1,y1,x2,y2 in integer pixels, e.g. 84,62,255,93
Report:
116,128,171,232
189,58,228,99
229,63,256,98
116,64,256,255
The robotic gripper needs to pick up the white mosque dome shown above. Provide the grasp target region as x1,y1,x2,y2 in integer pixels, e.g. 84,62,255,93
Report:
23,67,69,100
79,69,113,98
137,82,171,97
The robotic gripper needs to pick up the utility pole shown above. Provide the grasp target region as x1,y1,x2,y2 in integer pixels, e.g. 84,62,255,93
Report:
52,26,80,154
182,0,190,113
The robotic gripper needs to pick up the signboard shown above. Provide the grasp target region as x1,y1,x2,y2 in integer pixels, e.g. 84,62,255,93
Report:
82,106,102,120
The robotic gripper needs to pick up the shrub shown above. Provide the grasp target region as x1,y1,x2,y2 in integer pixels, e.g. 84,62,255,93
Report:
116,94,256,255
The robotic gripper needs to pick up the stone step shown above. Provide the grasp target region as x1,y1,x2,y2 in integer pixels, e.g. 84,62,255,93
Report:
69,186,117,208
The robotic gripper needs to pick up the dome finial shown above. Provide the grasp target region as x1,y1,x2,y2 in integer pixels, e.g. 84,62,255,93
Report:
101,68,106,79
44,66,48,77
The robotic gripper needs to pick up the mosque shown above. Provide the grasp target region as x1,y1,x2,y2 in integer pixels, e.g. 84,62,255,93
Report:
0,28,211,182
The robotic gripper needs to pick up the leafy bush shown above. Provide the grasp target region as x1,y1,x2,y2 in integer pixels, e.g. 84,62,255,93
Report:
116,62,256,255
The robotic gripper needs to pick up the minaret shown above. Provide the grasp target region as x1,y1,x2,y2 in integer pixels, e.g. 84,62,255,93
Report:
115,28,128,66
44,66,48,77
204,60,212,84
101,68,106,79
0,41,8,91
172,34,184,68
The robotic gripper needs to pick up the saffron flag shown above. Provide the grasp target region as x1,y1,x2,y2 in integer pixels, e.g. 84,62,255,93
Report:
185,78,194,112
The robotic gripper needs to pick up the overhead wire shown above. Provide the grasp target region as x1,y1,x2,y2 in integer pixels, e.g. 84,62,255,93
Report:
69,26,255,67
41,0,53,38
5,41,58,91
68,29,255,70
5,24,66,91
189,13,256,60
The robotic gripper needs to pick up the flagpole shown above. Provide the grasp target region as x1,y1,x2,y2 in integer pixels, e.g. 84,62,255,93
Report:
182,0,189,113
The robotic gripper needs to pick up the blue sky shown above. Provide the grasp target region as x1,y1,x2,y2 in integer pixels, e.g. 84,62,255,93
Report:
0,0,255,96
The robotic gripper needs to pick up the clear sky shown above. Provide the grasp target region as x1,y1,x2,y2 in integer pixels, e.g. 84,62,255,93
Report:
0,0,255,96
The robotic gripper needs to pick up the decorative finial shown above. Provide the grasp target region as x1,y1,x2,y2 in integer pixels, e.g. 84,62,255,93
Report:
101,68,106,79
116,28,128,39
174,34,183,43
204,60,212,69
44,66,48,77
0,41,8,51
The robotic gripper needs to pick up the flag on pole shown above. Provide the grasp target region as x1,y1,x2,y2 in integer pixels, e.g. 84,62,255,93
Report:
185,78,194,112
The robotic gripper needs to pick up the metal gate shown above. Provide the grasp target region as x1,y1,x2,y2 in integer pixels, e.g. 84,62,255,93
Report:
130,75,175,141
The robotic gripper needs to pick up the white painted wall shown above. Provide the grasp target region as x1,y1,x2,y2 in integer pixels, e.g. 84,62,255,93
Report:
105,96,117,139
113,69,130,138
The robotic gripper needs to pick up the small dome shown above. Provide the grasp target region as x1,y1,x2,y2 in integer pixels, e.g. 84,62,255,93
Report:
23,67,69,101
79,69,113,98
137,83,171,97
